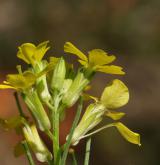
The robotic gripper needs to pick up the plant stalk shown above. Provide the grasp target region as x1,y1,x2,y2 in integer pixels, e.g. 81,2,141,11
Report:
61,97,83,165
84,138,92,165
22,140,35,165
14,92,26,117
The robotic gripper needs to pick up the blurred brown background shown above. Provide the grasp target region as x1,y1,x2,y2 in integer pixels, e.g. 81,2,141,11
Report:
0,0,160,164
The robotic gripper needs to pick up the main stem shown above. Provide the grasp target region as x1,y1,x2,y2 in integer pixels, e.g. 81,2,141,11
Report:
53,107,59,164
61,97,83,165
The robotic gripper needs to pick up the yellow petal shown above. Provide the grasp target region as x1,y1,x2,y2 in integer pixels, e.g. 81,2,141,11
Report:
82,93,98,102
96,65,125,75
78,59,88,66
100,79,129,109
0,84,15,89
17,43,36,64
23,71,37,83
37,62,55,77
50,56,60,64
114,122,141,146
64,42,88,62
88,49,116,66
84,85,91,91
16,65,23,74
34,41,50,61
6,72,36,90
105,111,125,120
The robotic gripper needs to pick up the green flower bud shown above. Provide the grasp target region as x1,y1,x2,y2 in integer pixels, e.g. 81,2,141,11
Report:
23,124,52,162
62,72,89,107
22,91,51,131
51,57,66,91
71,103,106,145
34,61,51,102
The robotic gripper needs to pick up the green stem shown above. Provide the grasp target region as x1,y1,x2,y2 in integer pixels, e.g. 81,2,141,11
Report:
80,123,114,140
22,140,35,165
72,151,78,165
14,92,26,117
61,97,83,165
53,109,59,163
45,130,53,140
46,100,60,164
84,138,91,165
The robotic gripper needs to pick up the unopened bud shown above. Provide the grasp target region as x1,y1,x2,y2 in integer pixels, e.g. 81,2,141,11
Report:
23,124,52,162
71,103,105,145
22,91,51,131
62,72,89,107
51,57,66,91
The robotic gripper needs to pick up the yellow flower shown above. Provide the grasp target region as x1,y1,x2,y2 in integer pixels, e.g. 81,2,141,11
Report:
0,63,55,92
64,42,125,75
71,79,140,146
17,41,50,65
0,71,36,91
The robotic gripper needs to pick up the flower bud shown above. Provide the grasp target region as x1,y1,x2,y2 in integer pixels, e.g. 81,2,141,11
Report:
34,61,51,102
71,103,105,145
23,124,52,162
62,72,89,107
51,57,66,91
22,91,51,131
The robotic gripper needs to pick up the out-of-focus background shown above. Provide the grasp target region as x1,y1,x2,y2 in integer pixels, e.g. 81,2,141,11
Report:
0,0,160,164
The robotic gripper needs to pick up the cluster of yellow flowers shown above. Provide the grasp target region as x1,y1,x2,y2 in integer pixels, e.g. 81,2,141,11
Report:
0,41,140,164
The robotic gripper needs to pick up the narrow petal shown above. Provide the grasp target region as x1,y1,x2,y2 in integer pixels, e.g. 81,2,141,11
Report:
34,41,50,61
114,122,141,146
37,62,56,77
101,79,129,109
96,65,125,75
64,42,88,62
88,49,116,66
78,59,88,66
82,93,98,102
105,111,125,120
0,84,15,89
49,56,60,64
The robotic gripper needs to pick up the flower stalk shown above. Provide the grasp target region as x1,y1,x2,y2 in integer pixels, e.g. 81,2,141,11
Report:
0,41,141,165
